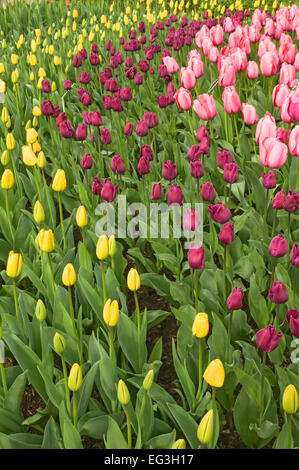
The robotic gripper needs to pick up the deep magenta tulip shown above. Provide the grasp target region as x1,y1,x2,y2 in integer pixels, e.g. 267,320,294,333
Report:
256,325,282,352
208,202,232,224
269,281,289,304
187,244,205,269
227,287,243,310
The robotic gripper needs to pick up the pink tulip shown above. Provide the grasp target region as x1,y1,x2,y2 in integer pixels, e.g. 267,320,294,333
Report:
188,57,204,78
174,88,192,111
210,24,224,46
208,47,220,63
180,67,196,90
259,137,288,168
162,56,179,74
222,86,241,114
241,103,259,125
289,125,299,157
193,94,217,121
246,60,259,79
278,43,296,64
287,90,299,121
280,94,293,123
218,63,236,87
279,63,297,87
295,53,299,71
260,51,280,77
272,83,289,107
248,24,261,43
256,112,276,144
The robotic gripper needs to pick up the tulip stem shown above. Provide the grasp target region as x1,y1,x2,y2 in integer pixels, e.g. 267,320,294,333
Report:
209,120,214,140
33,165,42,202
226,310,233,363
271,210,277,238
233,114,240,151
57,192,66,251
223,245,227,301
73,391,78,429
0,363,7,395
134,291,141,338
47,253,56,293
61,355,71,416
187,111,196,144
196,339,203,400
193,269,199,313
101,260,107,304
288,414,292,449
5,190,14,241
139,390,147,425
125,405,132,449
68,286,76,333
259,351,266,426
82,228,88,269
109,326,114,362
12,280,20,322
288,213,291,243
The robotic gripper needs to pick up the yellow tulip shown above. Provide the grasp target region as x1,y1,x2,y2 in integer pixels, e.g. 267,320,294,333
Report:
117,379,130,405
109,235,116,257
1,169,14,189
35,299,46,322
203,359,225,388
53,56,61,66
48,44,54,55
53,332,66,354
0,79,6,93
76,205,88,227
127,268,140,291
68,363,82,391
172,439,186,449
38,229,54,252
197,409,214,444
11,54,18,65
96,235,109,260
1,150,10,166
6,133,15,150
0,63,5,74
6,251,22,278
38,67,46,78
22,145,37,166
62,263,76,286
103,298,119,326
52,169,66,191
72,9,78,18
1,107,9,123
32,106,41,117
283,384,299,414
26,128,38,144
37,151,46,168
33,200,45,224
192,313,209,338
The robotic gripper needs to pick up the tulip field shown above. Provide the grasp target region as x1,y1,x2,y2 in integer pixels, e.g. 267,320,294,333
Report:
0,0,299,451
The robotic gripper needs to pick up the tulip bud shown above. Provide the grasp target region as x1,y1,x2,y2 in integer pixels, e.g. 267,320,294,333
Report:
127,268,140,291
62,263,76,286
37,151,46,168
282,384,299,414
1,107,9,123
37,229,54,252
197,409,214,444
192,313,209,338
76,205,88,227
1,169,14,189
143,369,154,391
203,359,225,388
103,299,119,327
96,235,109,260
68,363,82,392
6,133,15,150
6,251,22,278
117,379,130,405
109,235,116,257
33,201,45,224
172,439,186,449
52,169,66,191
53,332,66,354
35,299,46,322
1,150,10,166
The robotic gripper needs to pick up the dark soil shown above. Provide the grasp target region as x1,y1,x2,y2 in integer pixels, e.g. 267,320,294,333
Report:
21,385,46,435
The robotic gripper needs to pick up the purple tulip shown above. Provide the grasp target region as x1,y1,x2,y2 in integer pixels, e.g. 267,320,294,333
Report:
256,325,282,352
269,281,289,304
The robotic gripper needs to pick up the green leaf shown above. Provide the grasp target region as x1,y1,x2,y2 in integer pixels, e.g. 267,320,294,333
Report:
105,416,129,449
62,420,83,449
166,403,198,449
42,417,63,449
